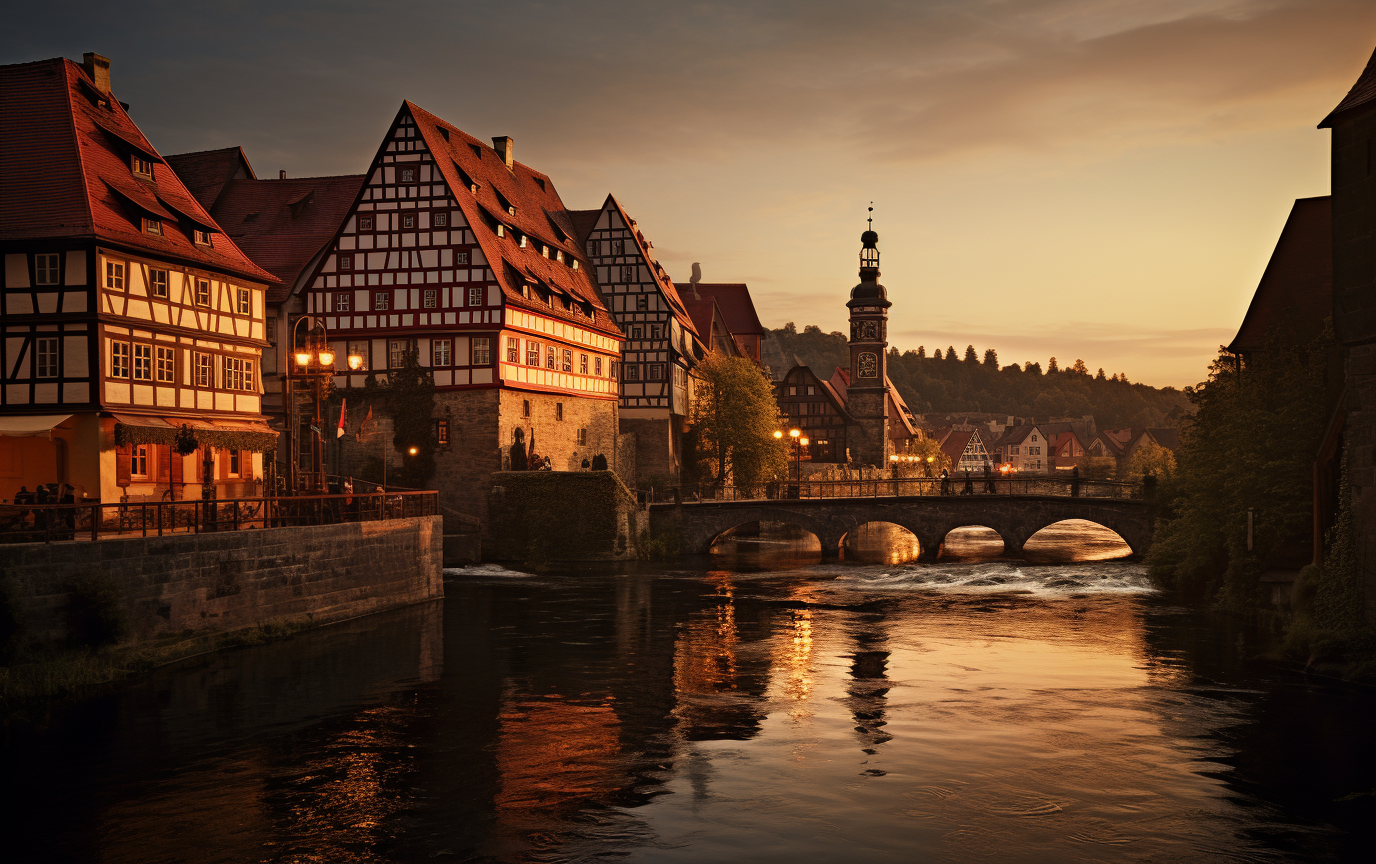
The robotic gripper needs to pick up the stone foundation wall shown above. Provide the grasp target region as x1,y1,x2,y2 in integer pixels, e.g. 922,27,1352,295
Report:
0,516,443,646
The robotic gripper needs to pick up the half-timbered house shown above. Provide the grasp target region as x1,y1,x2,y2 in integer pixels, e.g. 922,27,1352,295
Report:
165,147,366,433
296,103,624,523
575,195,705,483
0,54,278,504
774,362,855,464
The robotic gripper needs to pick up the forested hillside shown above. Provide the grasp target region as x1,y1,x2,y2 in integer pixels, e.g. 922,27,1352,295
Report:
767,324,1191,429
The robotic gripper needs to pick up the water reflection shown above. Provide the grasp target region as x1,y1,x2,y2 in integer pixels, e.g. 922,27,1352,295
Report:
844,522,921,564
3,540,1374,863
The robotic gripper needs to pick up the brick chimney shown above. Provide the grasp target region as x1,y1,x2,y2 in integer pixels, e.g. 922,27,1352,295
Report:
279,170,287,180
83,52,111,93
491,136,514,169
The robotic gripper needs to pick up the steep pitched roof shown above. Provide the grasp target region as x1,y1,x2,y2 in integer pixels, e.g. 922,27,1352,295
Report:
993,424,1041,447
405,102,619,337
939,429,975,464
164,146,255,212
599,194,699,339
776,363,856,424
685,296,739,357
1227,196,1332,355
1319,45,1376,128
1142,427,1181,451
566,207,601,245
0,57,275,284
676,282,764,337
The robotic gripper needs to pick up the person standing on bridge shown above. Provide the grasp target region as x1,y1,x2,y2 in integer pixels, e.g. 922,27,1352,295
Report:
962,468,975,496
983,463,996,494
940,468,951,496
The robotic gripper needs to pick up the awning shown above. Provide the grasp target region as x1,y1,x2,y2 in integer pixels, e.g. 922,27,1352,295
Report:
111,415,279,452
0,414,74,437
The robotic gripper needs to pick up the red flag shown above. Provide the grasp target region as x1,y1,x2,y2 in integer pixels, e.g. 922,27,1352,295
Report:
356,405,374,442
336,397,347,438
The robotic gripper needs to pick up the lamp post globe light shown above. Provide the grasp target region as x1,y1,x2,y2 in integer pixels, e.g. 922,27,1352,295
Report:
285,316,362,494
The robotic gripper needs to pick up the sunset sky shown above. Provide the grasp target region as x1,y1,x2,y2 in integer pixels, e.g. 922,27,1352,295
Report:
6,0,1376,388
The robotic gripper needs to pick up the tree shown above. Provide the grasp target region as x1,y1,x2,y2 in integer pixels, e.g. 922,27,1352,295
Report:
1096,368,1107,381
689,353,788,491
782,321,797,334
964,344,978,363
1126,439,1176,481
946,346,958,362
1071,358,1089,375
916,345,926,358
1025,361,1042,375
984,348,998,367
1047,357,1060,373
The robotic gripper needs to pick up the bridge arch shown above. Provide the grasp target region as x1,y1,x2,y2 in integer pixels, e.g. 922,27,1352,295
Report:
1021,518,1137,562
839,521,923,563
705,509,837,556
938,524,1009,560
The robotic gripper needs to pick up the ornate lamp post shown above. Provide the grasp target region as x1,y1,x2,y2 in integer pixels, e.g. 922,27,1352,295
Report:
285,317,361,494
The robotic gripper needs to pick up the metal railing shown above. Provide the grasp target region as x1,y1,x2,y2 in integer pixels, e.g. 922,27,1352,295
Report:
0,490,438,545
664,476,1143,504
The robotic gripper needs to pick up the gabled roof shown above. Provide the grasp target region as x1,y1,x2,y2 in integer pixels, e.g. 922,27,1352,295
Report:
1050,430,1084,453
886,375,919,438
993,424,1041,447
1135,427,1181,452
597,194,699,339
776,363,855,424
164,146,255,212
0,57,275,285
404,102,619,337
939,429,976,464
685,296,740,357
567,208,602,245
1319,46,1376,128
675,282,764,337
1086,431,1126,456
1227,196,1332,355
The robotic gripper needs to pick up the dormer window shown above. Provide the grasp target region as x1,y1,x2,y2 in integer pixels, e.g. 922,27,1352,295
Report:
519,235,528,248
194,230,213,246
571,259,580,270
541,245,549,258
496,224,506,238
143,218,162,236
131,156,153,178
556,250,564,264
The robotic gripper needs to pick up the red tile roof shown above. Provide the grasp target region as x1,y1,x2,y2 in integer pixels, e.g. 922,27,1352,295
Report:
0,57,276,284
675,282,764,337
167,148,365,304
685,296,740,357
939,429,975,464
1227,196,1332,355
164,146,255,212
404,102,620,337
1320,46,1376,128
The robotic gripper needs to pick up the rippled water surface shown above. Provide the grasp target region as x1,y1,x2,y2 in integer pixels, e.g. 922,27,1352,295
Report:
3,535,1374,863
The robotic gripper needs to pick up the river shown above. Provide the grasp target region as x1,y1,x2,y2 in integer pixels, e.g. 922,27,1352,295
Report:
2,522,1373,863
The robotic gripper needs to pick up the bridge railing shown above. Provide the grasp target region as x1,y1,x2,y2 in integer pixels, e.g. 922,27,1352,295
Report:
667,476,1142,503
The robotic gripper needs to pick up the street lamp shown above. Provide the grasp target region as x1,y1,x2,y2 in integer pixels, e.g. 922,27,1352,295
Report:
285,316,363,494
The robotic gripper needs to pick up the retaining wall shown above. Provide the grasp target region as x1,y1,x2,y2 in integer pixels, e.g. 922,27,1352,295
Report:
0,515,444,645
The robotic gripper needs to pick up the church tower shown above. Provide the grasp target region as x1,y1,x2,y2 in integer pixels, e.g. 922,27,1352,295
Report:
846,216,891,466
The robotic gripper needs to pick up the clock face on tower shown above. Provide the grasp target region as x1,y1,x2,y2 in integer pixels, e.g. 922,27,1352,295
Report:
858,352,879,378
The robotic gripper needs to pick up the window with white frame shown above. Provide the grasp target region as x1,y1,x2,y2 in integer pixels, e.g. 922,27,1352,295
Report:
106,261,125,290
432,339,451,366
562,349,572,372
131,445,150,478
131,156,153,178
339,254,352,270
222,356,246,390
526,341,540,366
133,344,152,381
424,289,437,308
545,346,556,369
433,212,447,227
35,338,58,378
194,230,213,246
149,269,168,298
237,288,251,315
374,291,390,311
35,254,59,285
195,352,213,387
195,278,210,306
472,337,490,365
155,346,175,383
579,353,588,374
334,293,350,312
624,363,639,381
456,252,468,265
144,218,162,236
111,341,130,378
506,337,519,363
468,287,483,307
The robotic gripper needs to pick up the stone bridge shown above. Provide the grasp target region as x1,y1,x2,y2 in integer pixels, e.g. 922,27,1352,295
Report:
648,495,1152,559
